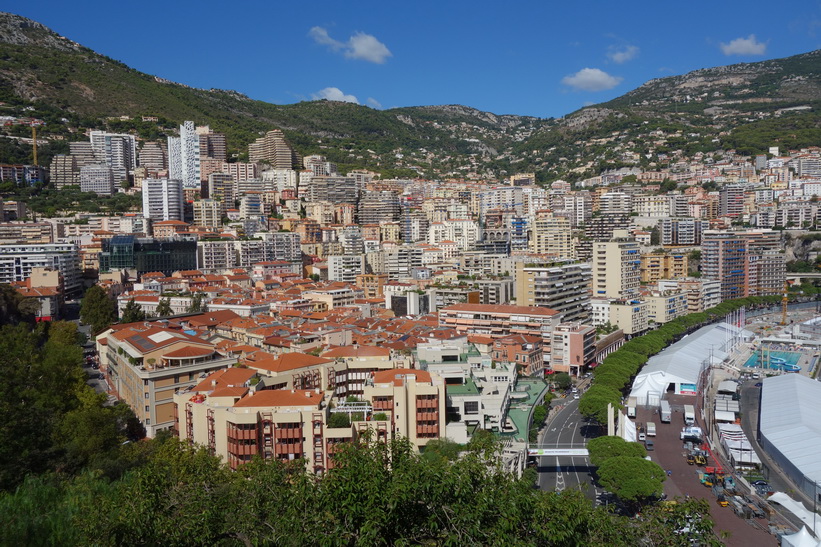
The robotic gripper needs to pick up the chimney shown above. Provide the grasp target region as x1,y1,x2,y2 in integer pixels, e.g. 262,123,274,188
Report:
305,391,312,397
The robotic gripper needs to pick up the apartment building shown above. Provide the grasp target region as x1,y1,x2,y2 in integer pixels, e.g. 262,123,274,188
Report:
658,278,722,313
142,178,184,221
101,323,236,437
661,218,710,246
645,291,688,324
550,323,596,376
592,230,641,299
0,242,81,294
439,303,561,371
491,334,543,376
248,129,300,169
514,261,591,323
530,212,574,258
640,253,688,283
416,338,516,441
327,255,366,283
79,164,115,196
167,121,201,190
702,230,785,301
608,300,648,337
0,222,55,244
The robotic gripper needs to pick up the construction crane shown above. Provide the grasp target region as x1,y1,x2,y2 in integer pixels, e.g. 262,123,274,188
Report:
31,124,37,166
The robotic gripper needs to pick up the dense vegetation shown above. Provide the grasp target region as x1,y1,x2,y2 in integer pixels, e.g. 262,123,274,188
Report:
0,184,141,216
0,432,719,546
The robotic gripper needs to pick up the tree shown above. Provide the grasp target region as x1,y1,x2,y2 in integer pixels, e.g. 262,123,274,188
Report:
154,297,172,317
80,285,116,334
119,298,145,324
186,292,205,314
552,372,572,390
327,412,351,428
597,456,666,505
578,384,622,425
587,436,646,467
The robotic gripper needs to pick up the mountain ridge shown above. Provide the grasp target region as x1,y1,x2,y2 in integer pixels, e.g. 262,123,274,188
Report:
2,11,821,180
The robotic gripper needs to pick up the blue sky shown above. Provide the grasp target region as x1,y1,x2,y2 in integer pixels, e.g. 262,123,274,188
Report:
6,1,821,118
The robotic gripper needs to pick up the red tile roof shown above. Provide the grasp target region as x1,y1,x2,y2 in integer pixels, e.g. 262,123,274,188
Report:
322,346,390,358
372,368,432,387
234,389,323,408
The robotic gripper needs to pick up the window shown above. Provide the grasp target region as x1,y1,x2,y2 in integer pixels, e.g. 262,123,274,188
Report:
464,401,479,415
145,393,149,399
145,406,149,412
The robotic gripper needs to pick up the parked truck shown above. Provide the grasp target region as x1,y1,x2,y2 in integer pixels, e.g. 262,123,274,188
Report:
627,396,637,418
684,404,695,426
660,400,671,423
646,421,656,437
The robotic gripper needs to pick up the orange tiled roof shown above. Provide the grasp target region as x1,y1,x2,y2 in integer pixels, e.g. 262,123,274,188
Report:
234,389,323,408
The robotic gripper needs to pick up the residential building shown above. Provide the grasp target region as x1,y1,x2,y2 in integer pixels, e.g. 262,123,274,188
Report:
608,300,648,337
49,155,78,188
328,255,366,283
0,243,81,294
658,278,722,313
439,303,561,367
530,212,574,258
640,253,688,283
79,164,115,196
142,178,184,221
550,323,596,376
514,261,591,322
592,230,641,299
248,129,300,169
645,291,688,324
100,323,236,437
167,121,201,190
491,334,543,376
661,218,710,246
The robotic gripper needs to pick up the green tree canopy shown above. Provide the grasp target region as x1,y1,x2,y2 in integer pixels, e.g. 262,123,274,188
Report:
119,298,146,324
587,436,646,467
80,286,116,334
578,384,623,424
154,297,173,317
597,456,666,504
552,372,572,390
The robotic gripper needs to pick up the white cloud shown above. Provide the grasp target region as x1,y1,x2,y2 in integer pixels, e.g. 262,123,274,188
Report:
607,45,639,64
366,97,382,109
311,87,359,104
561,68,623,92
720,34,767,56
309,26,392,64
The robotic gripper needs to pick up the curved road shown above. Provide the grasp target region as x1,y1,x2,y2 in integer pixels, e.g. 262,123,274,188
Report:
536,398,598,503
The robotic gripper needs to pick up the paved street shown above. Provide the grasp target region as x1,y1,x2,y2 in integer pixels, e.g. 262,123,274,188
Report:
536,398,598,503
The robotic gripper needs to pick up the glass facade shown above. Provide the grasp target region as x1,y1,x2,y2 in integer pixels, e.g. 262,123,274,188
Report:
100,236,197,276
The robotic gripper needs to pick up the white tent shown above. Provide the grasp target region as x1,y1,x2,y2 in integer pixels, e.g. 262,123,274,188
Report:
769,492,821,541
781,526,821,547
630,323,752,406
760,375,821,502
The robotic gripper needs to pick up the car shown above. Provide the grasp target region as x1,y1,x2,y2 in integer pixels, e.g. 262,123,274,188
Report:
754,382,763,388
573,393,579,399
645,440,654,451
751,480,769,487
639,432,646,441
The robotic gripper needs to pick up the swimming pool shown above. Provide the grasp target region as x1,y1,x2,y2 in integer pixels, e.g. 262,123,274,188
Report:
744,350,802,371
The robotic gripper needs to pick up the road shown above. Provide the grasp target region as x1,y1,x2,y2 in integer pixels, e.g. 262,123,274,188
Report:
536,398,598,503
